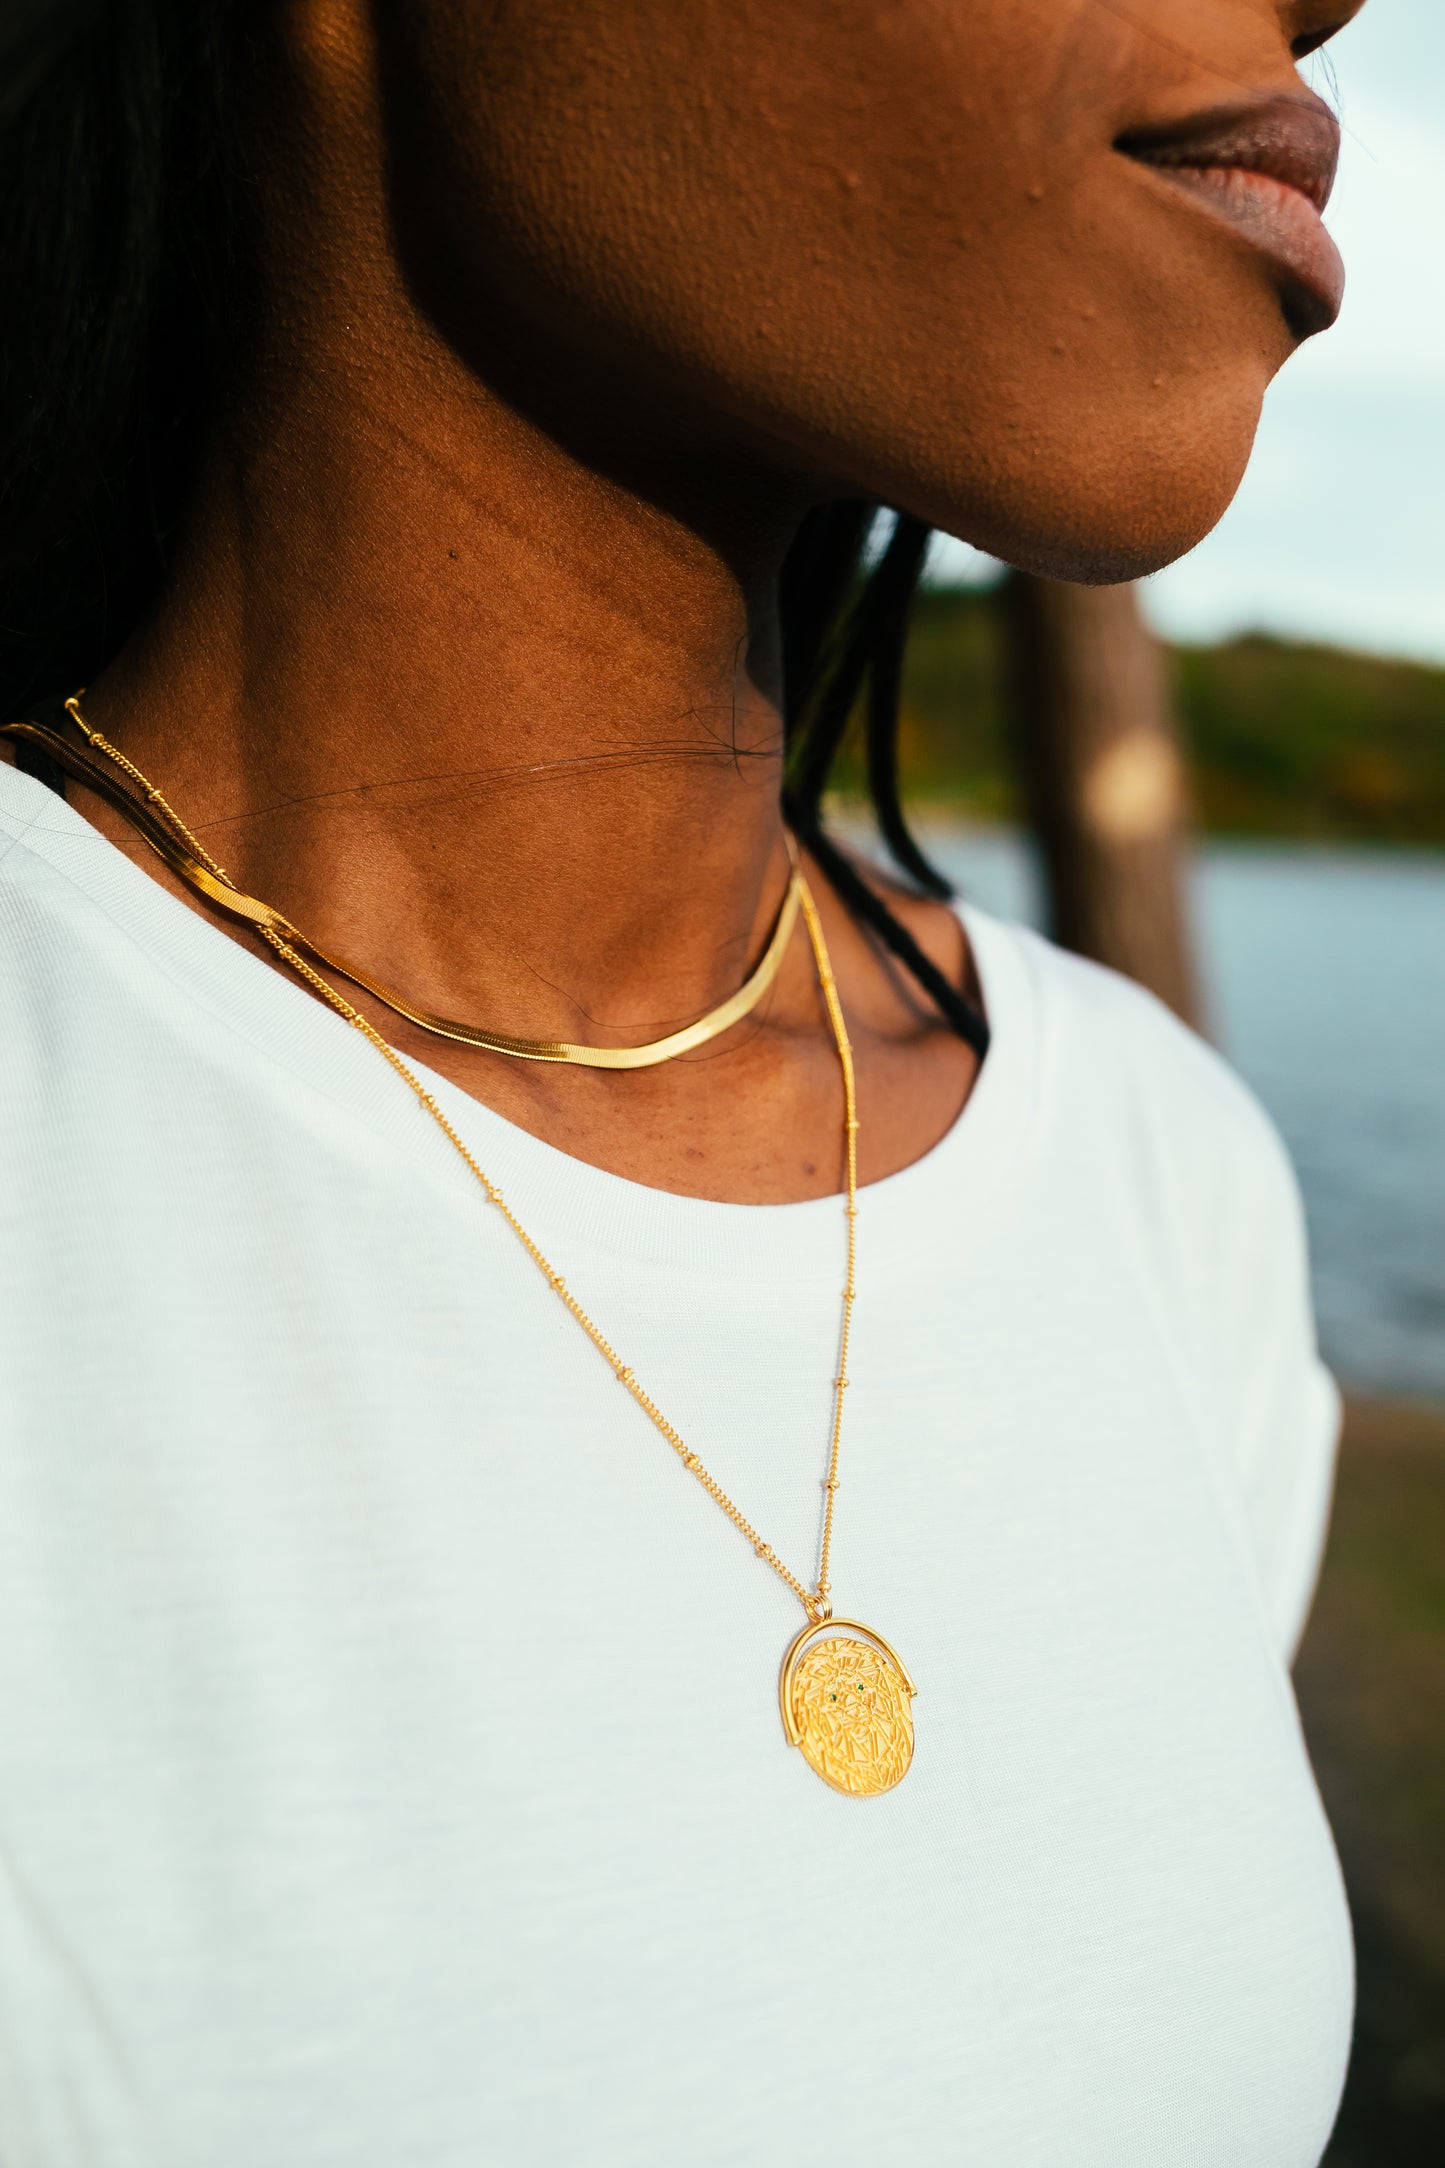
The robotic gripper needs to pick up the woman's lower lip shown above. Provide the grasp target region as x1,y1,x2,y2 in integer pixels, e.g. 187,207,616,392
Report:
1143,163,1345,338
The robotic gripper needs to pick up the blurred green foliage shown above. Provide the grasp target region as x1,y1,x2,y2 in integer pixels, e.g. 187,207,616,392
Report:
885,584,1445,844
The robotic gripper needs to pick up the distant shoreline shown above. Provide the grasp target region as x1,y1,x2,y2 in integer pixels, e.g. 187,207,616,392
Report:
864,807,1445,863
884,589,1445,849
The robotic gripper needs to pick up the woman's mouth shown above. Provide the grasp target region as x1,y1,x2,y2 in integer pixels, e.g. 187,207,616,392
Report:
1117,92,1344,339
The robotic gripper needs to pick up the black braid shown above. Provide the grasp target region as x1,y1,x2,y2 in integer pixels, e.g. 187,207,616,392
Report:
784,516,917,817
778,503,874,741
789,814,990,1058
863,517,951,900
780,511,990,1056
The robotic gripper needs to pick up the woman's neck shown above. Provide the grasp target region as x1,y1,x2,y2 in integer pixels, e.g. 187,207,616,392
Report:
70,4,978,1204
86,0,819,1046
77,377,977,1210
91,356,808,1044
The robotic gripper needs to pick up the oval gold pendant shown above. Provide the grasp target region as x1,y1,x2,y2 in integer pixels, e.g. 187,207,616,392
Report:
779,1618,917,1796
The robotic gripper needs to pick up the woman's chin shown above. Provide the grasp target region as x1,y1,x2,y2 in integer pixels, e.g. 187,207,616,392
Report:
986,509,1230,589
921,413,1262,589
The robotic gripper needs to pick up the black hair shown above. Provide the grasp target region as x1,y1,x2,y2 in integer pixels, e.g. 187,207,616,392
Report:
0,1,250,710
1,0,986,1055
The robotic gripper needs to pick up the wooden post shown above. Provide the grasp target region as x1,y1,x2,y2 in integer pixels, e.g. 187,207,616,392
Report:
1000,572,1203,1028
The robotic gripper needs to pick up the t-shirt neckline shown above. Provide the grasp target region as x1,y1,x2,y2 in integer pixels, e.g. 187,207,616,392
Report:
0,761,1039,1279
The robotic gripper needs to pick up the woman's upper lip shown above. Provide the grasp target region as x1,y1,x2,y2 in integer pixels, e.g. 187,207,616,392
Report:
1116,92,1341,214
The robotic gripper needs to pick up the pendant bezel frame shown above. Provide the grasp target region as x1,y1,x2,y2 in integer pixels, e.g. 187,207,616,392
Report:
778,1616,917,1750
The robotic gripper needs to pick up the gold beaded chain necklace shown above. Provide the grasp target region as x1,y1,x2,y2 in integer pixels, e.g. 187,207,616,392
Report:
2,696,918,1797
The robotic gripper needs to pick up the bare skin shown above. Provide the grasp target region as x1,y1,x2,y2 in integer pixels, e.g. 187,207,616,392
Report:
6,0,1367,1201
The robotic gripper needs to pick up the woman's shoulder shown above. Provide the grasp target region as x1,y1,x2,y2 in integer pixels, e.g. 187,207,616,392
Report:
979,910,1336,1655
857,860,1303,1266
969,903,1316,1378
979,903,1293,1190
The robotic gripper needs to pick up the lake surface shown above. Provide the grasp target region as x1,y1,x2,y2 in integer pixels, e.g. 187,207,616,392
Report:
915,826,1445,1407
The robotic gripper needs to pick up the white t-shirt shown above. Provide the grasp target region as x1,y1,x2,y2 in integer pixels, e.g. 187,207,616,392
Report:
0,762,1351,2168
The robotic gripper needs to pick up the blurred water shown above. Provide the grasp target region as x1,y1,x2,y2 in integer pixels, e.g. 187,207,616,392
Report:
920,826,1445,1407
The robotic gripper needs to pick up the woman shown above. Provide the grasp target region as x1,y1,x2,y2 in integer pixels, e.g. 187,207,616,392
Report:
0,1,1365,2162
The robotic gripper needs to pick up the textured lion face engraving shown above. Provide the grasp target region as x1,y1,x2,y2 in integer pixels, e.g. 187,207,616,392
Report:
789,1634,915,1796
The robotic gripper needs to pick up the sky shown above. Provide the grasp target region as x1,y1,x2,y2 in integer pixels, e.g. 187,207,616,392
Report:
930,0,1445,666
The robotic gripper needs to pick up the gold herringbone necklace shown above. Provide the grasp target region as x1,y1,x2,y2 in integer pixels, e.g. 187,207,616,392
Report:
5,695,918,1797
2,710,801,1070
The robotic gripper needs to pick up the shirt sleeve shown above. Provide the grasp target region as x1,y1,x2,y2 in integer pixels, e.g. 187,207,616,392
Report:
1221,1116,1342,1665
999,933,1343,1670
